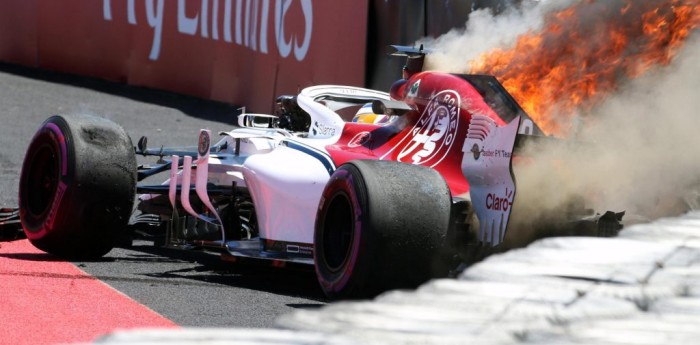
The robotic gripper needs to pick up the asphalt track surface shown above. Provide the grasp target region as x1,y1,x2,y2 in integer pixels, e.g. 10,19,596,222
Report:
0,63,326,344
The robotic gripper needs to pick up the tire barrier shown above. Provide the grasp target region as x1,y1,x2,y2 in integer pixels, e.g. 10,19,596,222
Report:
97,211,700,344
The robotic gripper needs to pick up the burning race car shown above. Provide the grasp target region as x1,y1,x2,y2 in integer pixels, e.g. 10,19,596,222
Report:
0,46,622,299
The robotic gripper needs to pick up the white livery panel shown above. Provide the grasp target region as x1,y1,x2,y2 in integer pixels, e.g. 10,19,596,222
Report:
242,144,332,244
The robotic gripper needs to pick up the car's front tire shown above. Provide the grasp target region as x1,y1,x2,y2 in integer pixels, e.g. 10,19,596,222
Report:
314,160,452,300
19,114,136,259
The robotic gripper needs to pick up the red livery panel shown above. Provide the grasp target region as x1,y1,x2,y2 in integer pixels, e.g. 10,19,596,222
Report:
328,71,512,196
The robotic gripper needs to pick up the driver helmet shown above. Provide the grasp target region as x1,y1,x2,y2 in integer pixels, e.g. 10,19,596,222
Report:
352,103,391,125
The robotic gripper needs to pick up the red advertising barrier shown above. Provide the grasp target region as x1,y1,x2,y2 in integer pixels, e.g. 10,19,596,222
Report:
0,1,38,66
0,0,368,112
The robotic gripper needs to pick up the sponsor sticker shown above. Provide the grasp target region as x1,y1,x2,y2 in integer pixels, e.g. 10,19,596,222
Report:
348,131,371,148
311,121,337,137
471,143,481,160
407,79,421,98
486,188,514,212
198,130,210,157
286,244,313,255
393,90,460,167
475,148,512,160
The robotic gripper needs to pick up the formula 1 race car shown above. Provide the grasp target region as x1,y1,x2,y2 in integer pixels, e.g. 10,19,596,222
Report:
0,46,623,299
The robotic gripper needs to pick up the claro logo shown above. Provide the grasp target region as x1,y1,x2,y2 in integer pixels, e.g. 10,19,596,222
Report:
103,0,313,61
486,188,513,212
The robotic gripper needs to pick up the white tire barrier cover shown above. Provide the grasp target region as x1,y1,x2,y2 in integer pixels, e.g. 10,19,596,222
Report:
96,212,700,344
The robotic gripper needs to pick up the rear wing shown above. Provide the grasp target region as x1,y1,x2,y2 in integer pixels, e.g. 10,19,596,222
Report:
386,44,432,57
461,115,521,246
386,45,430,78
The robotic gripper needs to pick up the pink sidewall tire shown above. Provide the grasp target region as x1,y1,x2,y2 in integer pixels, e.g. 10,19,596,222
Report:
19,114,136,259
314,160,452,300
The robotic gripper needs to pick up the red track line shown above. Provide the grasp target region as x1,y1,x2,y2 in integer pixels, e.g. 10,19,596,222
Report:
0,240,178,345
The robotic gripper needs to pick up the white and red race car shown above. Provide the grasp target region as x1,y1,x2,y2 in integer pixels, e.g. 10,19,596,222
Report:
0,46,622,299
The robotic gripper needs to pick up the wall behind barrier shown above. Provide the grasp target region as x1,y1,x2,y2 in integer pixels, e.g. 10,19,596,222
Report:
0,0,368,112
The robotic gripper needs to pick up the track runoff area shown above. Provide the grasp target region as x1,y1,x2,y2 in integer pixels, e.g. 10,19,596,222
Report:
0,240,176,344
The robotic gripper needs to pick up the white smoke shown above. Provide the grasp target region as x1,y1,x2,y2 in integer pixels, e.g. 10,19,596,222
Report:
419,0,578,73
570,35,700,217
420,0,700,230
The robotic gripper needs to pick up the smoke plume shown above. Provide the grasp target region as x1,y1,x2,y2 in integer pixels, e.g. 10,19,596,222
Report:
420,0,700,228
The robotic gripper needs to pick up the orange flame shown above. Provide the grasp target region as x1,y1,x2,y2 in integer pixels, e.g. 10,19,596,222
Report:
469,0,700,136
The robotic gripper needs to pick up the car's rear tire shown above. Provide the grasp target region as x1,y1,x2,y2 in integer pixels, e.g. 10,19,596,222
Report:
19,114,136,259
314,160,452,300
